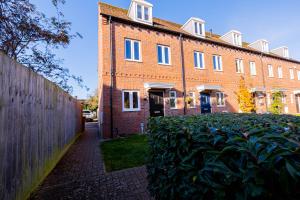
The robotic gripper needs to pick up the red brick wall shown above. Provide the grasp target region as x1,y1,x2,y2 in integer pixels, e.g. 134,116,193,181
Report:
98,15,300,138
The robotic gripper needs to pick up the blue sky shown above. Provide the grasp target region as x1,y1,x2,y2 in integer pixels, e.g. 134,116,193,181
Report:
32,0,300,99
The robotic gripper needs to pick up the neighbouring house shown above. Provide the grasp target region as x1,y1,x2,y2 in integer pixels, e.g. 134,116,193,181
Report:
98,0,300,138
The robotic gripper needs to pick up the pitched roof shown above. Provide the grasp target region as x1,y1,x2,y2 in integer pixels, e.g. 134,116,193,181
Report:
99,2,299,64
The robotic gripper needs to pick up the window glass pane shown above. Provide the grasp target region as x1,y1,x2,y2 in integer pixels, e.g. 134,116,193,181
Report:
170,92,175,97
218,56,222,70
164,47,169,64
124,92,130,109
125,40,131,59
213,56,217,70
194,52,198,67
170,99,176,108
199,53,203,68
137,5,142,19
134,41,140,60
144,7,149,21
132,92,139,109
157,46,163,63
199,24,202,35
194,22,198,34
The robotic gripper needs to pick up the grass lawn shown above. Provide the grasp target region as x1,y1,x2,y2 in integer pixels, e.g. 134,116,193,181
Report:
101,134,149,172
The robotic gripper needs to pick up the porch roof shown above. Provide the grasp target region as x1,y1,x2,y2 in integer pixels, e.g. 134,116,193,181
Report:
197,85,222,92
250,87,266,93
271,88,288,93
144,82,175,89
294,90,300,95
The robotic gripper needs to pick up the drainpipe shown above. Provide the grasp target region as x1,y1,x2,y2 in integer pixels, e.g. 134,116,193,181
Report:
109,16,114,138
260,53,268,112
179,34,187,115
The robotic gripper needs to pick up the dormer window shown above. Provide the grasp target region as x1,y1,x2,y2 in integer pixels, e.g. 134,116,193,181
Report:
271,46,290,58
128,0,153,25
248,39,269,53
220,30,242,46
136,4,149,22
233,33,242,46
182,17,206,38
194,22,204,36
262,41,269,52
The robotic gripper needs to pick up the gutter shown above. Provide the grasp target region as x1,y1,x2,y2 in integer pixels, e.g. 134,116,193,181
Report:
108,16,114,138
179,34,187,115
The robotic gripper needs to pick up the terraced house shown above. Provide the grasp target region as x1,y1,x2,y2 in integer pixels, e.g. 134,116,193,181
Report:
98,0,300,138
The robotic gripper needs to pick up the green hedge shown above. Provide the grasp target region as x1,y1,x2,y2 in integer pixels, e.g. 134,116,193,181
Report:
147,114,300,200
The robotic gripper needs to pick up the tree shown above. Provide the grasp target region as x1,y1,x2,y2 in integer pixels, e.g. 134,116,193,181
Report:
236,76,256,113
0,0,85,92
86,89,98,112
269,92,284,114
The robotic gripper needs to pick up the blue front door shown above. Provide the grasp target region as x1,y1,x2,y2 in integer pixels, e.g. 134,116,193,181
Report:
200,93,211,113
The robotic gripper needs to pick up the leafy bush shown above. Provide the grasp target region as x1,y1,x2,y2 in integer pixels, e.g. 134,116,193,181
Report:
147,114,300,200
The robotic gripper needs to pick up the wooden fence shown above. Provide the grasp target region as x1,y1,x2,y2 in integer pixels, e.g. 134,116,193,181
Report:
0,52,83,200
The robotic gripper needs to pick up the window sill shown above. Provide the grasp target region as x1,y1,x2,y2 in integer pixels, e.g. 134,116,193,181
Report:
195,67,206,70
170,108,178,110
214,70,223,72
251,74,257,76
125,59,143,63
158,63,172,66
122,109,141,112
217,105,226,108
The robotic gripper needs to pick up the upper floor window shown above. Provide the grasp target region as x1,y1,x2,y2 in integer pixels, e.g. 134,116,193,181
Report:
233,33,242,46
235,59,244,73
283,48,289,58
268,65,274,77
136,4,150,22
297,71,300,80
157,45,171,65
122,90,140,112
194,51,205,69
169,91,177,109
250,61,256,76
194,22,204,36
290,68,295,80
216,92,225,107
213,55,223,71
125,39,141,61
278,66,283,78
262,41,269,52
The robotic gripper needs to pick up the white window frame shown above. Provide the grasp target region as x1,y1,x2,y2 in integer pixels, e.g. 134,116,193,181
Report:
262,41,269,52
124,39,142,62
278,66,283,79
136,4,151,22
233,33,242,46
194,22,204,36
297,71,300,81
188,92,196,108
216,92,225,107
157,45,171,65
169,91,177,109
235,59,244,73
250,61,256,76
268,65,274,77
290,68,295,80
213,55,223,71
194,51,205,69
122,90,141,112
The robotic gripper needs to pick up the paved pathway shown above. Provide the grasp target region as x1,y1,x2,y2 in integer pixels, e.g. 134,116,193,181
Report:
30,122,151,200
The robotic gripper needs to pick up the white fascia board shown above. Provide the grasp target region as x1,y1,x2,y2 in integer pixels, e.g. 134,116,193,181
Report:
133,0,153,7
271,46,288,51
248,39,269,47
220,30,242,39
181,17,205,29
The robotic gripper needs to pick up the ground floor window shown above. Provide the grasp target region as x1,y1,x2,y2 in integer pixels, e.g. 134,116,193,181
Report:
216,92,225,107
188,92,196,108
169,91,177,109
122,90,140,112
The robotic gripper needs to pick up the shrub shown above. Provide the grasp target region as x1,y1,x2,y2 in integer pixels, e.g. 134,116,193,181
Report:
147,114,300,200
270,92,284,114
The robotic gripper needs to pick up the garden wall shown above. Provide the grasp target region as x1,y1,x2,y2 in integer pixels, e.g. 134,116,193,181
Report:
0,52,83,200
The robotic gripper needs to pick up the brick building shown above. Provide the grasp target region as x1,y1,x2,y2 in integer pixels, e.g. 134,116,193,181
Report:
98,0,300,138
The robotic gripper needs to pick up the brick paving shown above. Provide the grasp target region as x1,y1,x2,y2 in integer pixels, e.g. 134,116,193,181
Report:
30,122,152,200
